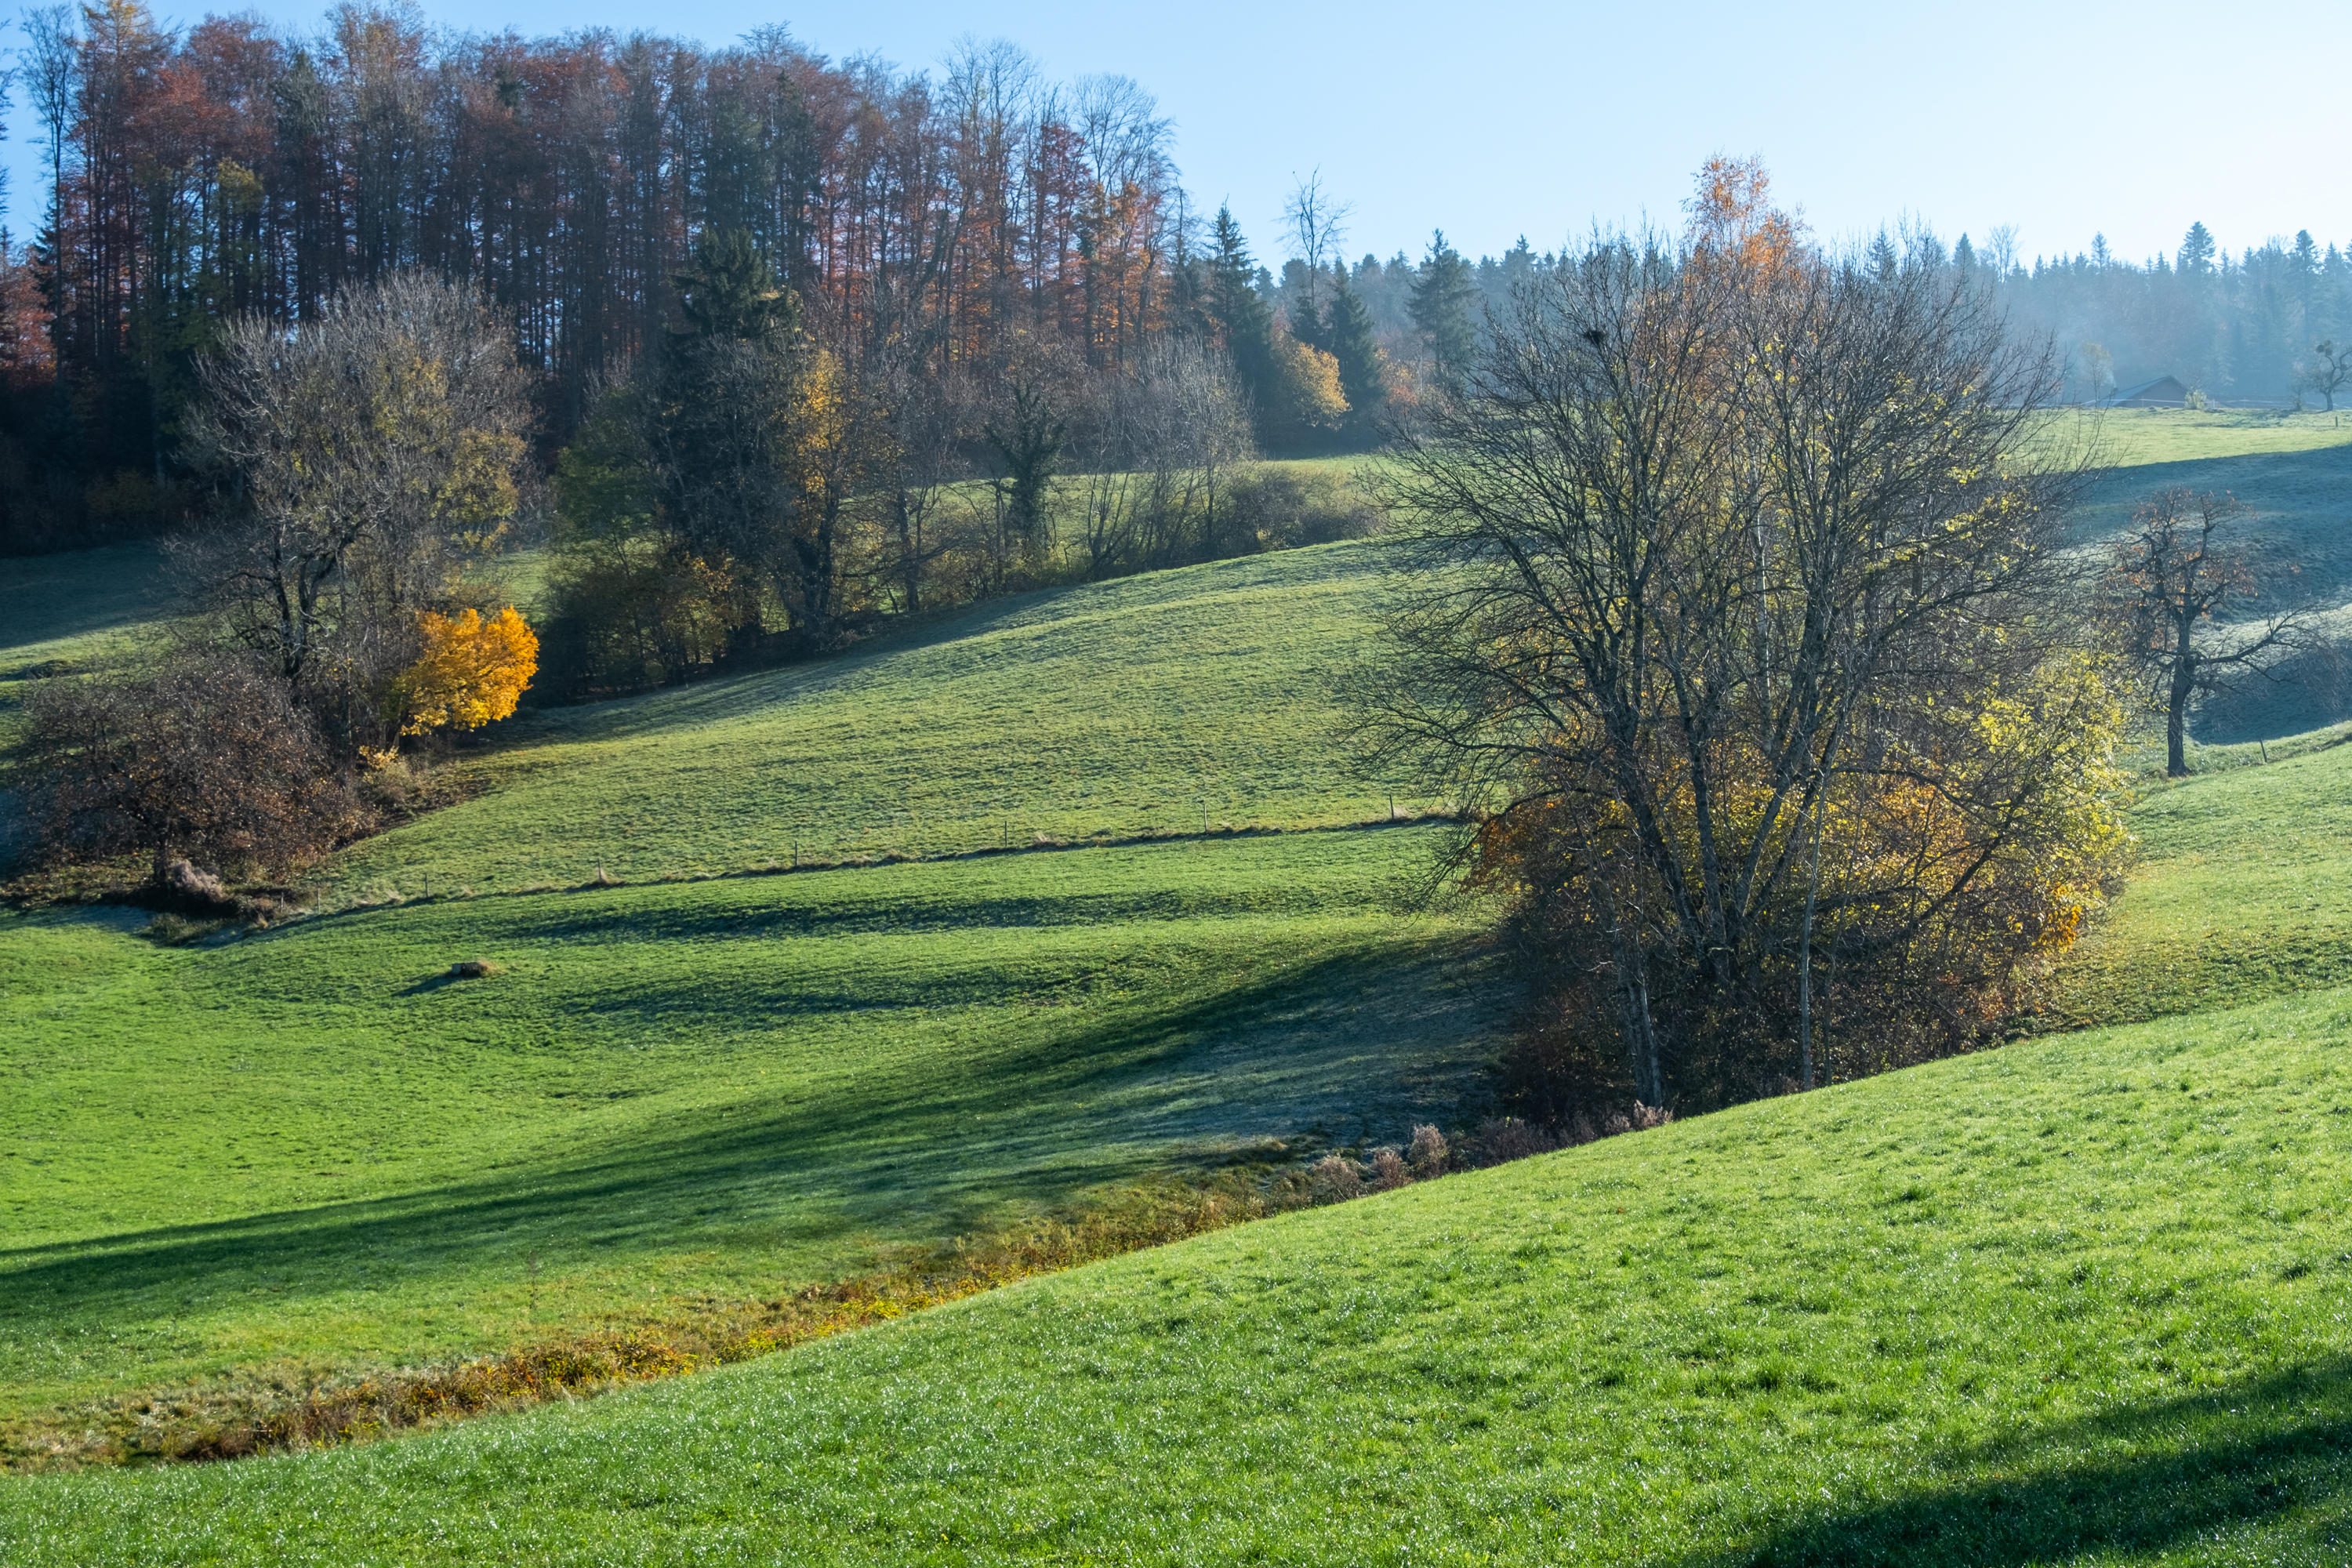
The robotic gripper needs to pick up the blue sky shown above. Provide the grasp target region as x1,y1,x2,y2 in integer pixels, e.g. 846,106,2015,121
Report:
6,0,2341,267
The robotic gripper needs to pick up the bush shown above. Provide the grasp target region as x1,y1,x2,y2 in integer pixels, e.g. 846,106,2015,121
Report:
1221,466,1387,551
539,539,743,699
23,658,364,882
1305,1153,1363,1204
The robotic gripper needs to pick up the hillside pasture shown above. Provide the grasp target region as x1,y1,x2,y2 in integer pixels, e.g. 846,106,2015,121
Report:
0,824,1494,1439
5,975,2349,1563
2065,409,2352,744
5,407,2352,1526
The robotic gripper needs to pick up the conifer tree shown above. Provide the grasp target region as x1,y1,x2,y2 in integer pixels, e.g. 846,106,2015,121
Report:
1406,230,1478,392
2179,221,2217,276
1207,205,1276,417
1321,271,1386,431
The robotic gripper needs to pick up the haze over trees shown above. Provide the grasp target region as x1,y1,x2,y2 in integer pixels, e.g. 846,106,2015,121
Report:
1982,220,2352,405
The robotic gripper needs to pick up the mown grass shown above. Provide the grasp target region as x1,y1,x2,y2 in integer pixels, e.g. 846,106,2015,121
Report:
6,980,2349,1563
2050,730,2352,1029
5,410,2352,1544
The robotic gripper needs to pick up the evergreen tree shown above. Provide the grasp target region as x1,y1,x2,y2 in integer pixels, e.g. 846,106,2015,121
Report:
1321,271,1386,432
1407,230,1478,391
673,227,800,342
1207,205,1276,414
2179,222,2217,276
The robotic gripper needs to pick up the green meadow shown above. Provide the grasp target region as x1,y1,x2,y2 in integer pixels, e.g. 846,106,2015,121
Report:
5,978,2349,1563
5,408,2352,1559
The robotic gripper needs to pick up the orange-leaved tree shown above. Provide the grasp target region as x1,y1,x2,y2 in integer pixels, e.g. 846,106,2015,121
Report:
395,607,539,736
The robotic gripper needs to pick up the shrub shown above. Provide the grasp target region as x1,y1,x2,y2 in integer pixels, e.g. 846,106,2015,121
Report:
162,858,227,907
1305,1153,1363,1204
140,912,220,946
1222,466,1386,550
1368,1148,1409,1190
23,659,365,883
1406,1123,1450,1177
1467,1117,1558,1167
393,607,539,735
539,539,743,699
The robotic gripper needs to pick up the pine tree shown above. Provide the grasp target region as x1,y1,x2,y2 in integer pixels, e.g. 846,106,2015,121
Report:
673,227,800,342
1407,230,1478,391
2179,222,2217,276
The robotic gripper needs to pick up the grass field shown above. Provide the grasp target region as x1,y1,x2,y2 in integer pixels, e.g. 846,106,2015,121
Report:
5,976,2348,1563
6,409,2352,1558
0,823,1496,1437
325,541,1407,895
0,530,1512,1450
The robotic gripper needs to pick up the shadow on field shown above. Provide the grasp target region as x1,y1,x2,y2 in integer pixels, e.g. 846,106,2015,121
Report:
0,942,1497,1330
1700,1359,2352,1566
2072,443,2352,743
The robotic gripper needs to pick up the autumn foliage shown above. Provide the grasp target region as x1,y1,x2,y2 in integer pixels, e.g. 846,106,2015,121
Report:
394,608,539,736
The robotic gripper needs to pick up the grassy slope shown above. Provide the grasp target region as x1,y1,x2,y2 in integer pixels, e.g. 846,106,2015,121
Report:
0,544,173,762
2065,408,2352,744
2055,734,2352,1026
5,413,2352,1553
5,981,2348,1565
326,542,1404,894
0,539,1497,1428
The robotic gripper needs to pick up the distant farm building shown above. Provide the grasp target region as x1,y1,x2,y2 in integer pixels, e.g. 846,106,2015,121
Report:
2104,376,2190,408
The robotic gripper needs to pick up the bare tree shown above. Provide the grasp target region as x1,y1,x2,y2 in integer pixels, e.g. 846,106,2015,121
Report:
982,341,1075,581
176,273,530,748
23,659,359,882
1069,339,1254,577
2303,340,2352,412
1280,169,1352,326
2103,488,2308,776
1359,166,2119,1114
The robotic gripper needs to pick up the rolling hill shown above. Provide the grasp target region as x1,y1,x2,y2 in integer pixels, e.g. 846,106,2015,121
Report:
5,409,2352,1560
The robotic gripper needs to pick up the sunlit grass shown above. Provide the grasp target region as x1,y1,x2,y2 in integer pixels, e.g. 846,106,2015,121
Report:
8,981,2350,1563
0,825,1494,1428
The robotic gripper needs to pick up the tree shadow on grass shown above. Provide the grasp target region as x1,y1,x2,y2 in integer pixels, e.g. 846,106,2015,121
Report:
1695,1359,2352,1566
0,940,1499,1334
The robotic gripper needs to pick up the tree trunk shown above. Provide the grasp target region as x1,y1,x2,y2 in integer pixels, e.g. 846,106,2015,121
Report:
2168,638,2197,777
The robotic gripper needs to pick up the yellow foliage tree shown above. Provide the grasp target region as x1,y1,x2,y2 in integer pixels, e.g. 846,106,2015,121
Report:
397,607,539,735
1270,334,1348,430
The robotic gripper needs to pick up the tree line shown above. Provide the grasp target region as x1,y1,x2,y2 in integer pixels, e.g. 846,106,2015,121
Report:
0,1,1516,558
1956,221,2352,406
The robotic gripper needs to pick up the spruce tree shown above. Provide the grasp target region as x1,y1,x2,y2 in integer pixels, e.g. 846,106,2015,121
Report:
2178,222,2217,276
1208,205,1276,416
1407,230,1478,392
1321,272,1386,434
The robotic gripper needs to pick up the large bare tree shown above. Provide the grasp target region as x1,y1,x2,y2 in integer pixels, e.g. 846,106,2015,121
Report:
1360,161,2125,1114
176,273,530,749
